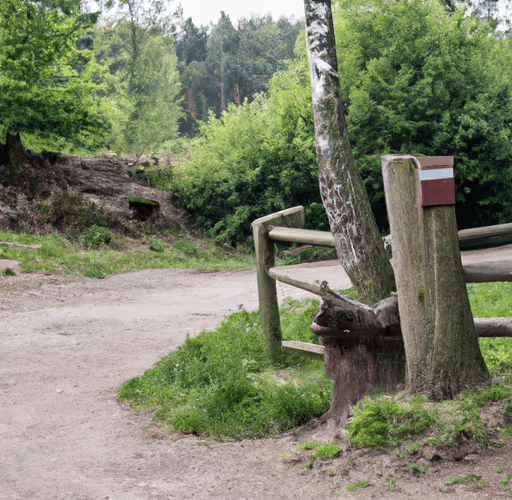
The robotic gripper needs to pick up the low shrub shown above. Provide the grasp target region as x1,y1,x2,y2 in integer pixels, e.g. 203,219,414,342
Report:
35,193,120,235
149,238,164,252
81,225,114,249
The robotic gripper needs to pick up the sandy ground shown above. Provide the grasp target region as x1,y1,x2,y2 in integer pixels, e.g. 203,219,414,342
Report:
1,263,512,500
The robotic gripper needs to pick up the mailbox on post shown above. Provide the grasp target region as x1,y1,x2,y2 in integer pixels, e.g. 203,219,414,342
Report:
416,156,455,207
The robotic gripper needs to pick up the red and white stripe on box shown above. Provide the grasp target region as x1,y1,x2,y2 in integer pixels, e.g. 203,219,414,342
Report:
416,156,455,207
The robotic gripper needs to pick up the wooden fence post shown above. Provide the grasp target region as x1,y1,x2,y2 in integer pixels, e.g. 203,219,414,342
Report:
381,155,488,399
251,206,305,362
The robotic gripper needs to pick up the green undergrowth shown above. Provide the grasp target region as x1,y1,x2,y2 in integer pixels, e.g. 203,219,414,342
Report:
118,281,512,442
345,380,512,455
341,281,512,454
294,442,342,469
0,230,253,278
118,306,332,440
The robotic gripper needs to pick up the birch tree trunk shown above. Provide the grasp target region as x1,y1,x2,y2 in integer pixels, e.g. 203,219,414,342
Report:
304,0,395,305
304,0,399,425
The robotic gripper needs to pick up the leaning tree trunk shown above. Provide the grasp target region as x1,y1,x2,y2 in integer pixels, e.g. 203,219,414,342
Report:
304,0,399,424
304,0,395,305
381,155,489,400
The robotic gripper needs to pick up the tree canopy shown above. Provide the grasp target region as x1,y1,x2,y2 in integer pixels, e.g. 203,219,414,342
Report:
334,0,512,230
167,0,512,243
0,0,107,157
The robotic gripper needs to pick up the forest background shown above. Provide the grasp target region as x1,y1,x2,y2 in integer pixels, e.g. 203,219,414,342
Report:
1,0,512,246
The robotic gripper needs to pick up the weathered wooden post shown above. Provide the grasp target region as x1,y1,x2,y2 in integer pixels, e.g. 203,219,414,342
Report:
251,206,305,362
381,155,488,399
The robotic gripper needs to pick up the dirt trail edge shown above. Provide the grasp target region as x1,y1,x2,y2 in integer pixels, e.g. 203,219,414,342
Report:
1,268,511,500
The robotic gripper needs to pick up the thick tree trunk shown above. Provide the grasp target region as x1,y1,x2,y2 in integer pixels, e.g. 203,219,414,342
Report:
381,155,489,400
303,0,395,305
1,132,24,173
312,292,406,424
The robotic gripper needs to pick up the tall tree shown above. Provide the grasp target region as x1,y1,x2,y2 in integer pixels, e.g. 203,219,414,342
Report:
303,0,395,304
94,0,182,155
206,12,240,115
176,18,209,135
0,0,106,171
304,0,491,416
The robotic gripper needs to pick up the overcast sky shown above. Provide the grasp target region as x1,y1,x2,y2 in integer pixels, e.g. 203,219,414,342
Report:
180,0,306,28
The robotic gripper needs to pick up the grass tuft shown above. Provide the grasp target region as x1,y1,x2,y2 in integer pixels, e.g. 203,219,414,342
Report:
346,480,370,491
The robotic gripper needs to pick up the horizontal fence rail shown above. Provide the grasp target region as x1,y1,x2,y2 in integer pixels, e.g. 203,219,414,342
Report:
253,206,512,356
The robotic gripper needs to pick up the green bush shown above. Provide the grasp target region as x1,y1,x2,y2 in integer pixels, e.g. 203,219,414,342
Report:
36,193,119,234
81,225,114,249
149,238,164,252
345,396,433,449
167,63,323,246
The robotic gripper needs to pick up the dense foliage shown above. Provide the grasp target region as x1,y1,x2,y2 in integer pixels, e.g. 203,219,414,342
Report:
0,0,107,150
161,58,327,245
167,0,512,244
176,14,303,136
92,20,182,156
334,0,512,230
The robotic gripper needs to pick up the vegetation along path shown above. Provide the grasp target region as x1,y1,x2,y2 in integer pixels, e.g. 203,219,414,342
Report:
1,267,512,499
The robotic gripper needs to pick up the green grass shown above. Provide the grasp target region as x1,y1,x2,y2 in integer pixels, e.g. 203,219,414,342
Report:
118,307,332,440
342,281,512,453
346,480,370,492
440,474,484,492
0,231,254,278
116,278,512,442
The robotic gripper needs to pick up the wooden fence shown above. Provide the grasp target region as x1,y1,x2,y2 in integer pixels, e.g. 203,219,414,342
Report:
252,205,512,357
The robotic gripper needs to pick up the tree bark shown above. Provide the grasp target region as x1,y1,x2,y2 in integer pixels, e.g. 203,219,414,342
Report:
303,0,395,305
3,132,24,173
381,155,489,400
304,0,398,424
313,292,512,341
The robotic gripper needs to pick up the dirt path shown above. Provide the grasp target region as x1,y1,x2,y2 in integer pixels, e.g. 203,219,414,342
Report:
1,267,512,500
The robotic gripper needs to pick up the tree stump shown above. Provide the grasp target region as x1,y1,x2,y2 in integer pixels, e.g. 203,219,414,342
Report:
381,155,488,399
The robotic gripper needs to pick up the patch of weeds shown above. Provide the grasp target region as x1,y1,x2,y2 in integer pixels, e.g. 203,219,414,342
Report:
346,480,370,492
345,395,433,449
500,473,512,490
81,225,114,249
0,267,16,276
305,444,341,469
174,238,208,259
36,193,119,234
323,468,337,476
440,474,483,492
496,468,504,474
396,439,423,457
408,464,426,473
386,475,396,488
296,441,321,450
474,481,490,489
280,298,321,344
149,238,164,253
